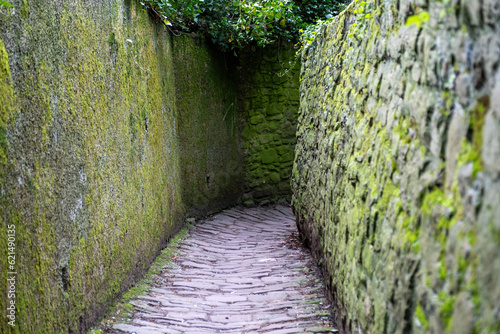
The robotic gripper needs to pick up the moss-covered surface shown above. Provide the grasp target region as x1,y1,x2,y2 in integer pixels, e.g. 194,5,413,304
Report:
173,35,243,217
88,223,190,332
0,1,244,333
293,0,500,333
238,44,300,205
0,35,16,334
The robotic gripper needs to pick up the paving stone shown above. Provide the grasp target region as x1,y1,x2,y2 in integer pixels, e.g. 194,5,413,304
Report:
247,292,289,302
264,329,305,334
112,323,180,334
205,294,248,303
210,313,253,323
171,281,219,290
261,322,303,331
108,206,337,334
166,311,208,320
306,326,339,332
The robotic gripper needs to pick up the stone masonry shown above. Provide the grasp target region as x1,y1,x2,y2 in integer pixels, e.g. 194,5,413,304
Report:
238,44,301,205
293,0,500,333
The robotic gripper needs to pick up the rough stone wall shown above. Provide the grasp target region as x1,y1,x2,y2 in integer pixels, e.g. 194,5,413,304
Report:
293,0,500,333
0,1,241,333
238,44,300,205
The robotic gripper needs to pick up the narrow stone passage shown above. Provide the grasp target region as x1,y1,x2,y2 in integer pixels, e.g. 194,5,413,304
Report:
109,205,336,334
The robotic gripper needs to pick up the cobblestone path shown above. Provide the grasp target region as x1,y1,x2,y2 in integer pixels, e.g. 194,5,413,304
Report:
110,205,337,334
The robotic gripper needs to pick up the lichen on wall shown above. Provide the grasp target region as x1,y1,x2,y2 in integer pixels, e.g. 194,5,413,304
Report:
0,0,243,333
293,0,500,333
173,35,243,217
238,44,300,205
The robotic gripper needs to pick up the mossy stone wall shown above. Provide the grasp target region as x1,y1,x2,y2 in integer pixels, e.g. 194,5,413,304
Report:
238,44,300,205
0,1,241,333
293,0,500,333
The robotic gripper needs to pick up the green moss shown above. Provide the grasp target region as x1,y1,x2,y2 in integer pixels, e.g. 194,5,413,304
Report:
457,138,482,177
415,303,429,330
439,260,448,280
116,226,188,304
0,3,202,333
421,188,454,217
21,0,28,19
172,35,243,215
471,97,488,166
438,292,456,332
291,0,498,332
0,39,13,170
455,96,489,178
0,39,16,334
405,11,430,29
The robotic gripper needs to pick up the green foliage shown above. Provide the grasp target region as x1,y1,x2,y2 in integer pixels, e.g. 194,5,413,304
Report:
0,0,13,7
347,0,375,41
140,0,350,50
405,10,430,28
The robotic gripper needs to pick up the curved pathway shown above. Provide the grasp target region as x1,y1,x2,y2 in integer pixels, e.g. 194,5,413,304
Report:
110,205,337,334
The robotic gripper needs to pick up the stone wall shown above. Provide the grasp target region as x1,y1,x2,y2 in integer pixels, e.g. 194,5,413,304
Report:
293,0,500,333
238,44,300,205
0,1,242,333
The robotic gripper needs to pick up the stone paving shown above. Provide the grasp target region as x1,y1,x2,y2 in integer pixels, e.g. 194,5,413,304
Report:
109,205,337,334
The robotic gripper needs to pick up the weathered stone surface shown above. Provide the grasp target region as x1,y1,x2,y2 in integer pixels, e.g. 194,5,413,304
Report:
482,112,500,173
492,79,500,119
293,0,500,333
174,35,244,217
238,45,300,205
107,206,336,334
446,103,468,189
261,148,279,164
0,1,240,333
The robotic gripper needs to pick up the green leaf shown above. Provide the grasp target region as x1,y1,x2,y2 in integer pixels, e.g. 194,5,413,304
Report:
0,0,13,7
139,0,352,50
405,11,430,28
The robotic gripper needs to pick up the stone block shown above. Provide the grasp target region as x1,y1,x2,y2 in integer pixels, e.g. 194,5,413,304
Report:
483,0,500,25
491,79,500,120
461,0,482,26
269,172,281,184
278,181,291,192
253,185,274,199
250,115,264,125
266,103,283,116
277,145,291,156
445,103,468,189
258,134,274,145
260,149,278,164
451,292,475,334
279,152,294,163
482,112,500,173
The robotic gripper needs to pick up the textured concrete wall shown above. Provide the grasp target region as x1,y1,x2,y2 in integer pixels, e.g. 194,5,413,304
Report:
173,36,243,217
0,1,242,333
238,44,300,205
293,0,500,333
